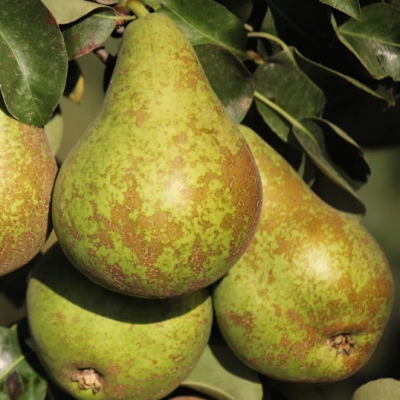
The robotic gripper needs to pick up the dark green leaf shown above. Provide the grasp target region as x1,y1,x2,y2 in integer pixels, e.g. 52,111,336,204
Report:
182,344,263,400
214,0,253,22
148,0,247,59
352,379,400,400
254,43,325,141
41,0,112,24
0,0,68,126
334,3,400,80
319,0,361,19
293,117,366,215
293,48,394,104
195,44,254,124
62,11,117,59
323,89,400,147
0,326,47,400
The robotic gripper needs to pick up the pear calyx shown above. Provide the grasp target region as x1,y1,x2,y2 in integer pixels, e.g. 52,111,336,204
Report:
327,334,355,356
71,368,102,393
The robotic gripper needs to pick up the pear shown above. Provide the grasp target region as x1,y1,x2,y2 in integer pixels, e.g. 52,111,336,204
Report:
52,14,262,298
27,244,213,400
212,125,394,383
0,103,57,277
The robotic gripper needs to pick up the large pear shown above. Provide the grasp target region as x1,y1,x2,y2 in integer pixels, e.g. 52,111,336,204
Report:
0,105,57,276
52,14,262,298
27,244,213,400
212,125,394,383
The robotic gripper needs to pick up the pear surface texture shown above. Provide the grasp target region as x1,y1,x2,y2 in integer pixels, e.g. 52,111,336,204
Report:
0,106,57,277
27,244,213,400
212,125,394,383
52,14,262,298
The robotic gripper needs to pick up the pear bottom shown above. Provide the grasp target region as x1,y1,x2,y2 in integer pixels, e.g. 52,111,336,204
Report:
27,245,213,400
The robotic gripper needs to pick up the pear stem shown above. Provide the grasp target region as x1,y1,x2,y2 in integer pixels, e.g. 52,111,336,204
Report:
126,0,150,18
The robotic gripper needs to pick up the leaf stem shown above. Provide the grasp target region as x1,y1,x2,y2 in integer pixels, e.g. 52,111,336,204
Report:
96,14,137,21
125,0,150,17
254,91,318,146
248,32,296,62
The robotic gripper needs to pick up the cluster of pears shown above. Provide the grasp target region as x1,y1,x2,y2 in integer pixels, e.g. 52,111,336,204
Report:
0,10,393,400
28,13,262,400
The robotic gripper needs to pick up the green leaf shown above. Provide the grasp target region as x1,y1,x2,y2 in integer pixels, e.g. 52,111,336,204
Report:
149,0,247,59
41,0,112,24
62,10,117,59
319,0,361,20
0,0,68,126
352,379,400,400
195,44,254,124
0,326,47,400
214,0,253,22
181,344,263,400
253,42,325,141
334,3,400,80
293,117,366,215
292,48,393,105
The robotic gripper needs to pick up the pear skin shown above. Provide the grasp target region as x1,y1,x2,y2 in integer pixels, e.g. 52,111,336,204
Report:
0,106,57,276
212,125,394,383
27,244,213,400
52,14,262,298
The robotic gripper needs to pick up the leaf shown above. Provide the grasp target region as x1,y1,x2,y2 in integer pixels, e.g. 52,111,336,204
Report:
195,44,254,124
181,344,263,400
323,88,400,147
319,0,361,20
334,3,400,81
0,0,68,126
64,60,85,103
352,379,400,400
95,0,118,4
214,0,253,22
0,326,47,400
62,10,117,59
41,0,112,24
253,43,326,141
292,48,394,105
149,0,247,59
293,117,366,214
45,109,64,156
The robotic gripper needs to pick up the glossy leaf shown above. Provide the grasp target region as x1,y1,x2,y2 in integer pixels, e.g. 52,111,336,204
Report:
182,344,263,400
319,0,361,19
0,0,68,126
293,117,366,214
334,3,400,80
254,45,325,141
214,0,253,22
150,0,248,59
195,44,254,124
352,379,400,400
62,11,117,59
41,0,111,24
0,326,47,400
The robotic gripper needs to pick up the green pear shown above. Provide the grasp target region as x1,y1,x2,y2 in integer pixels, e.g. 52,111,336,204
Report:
27,244,213,400
0,104,57,277
212,125,394,383
51,13,262,299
